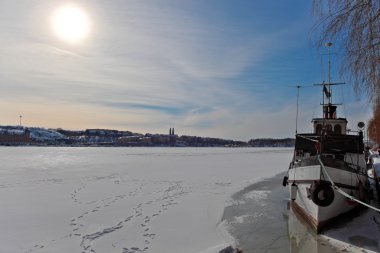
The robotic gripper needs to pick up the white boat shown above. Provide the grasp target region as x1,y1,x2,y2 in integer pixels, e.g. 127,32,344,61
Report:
283,43,371,233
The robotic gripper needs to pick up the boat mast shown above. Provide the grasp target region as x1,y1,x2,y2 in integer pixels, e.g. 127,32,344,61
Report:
322,42,336,121
326,42,332,104
321,43,333,154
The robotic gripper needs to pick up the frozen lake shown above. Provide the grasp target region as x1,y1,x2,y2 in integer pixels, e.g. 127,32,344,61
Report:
0,147,292,253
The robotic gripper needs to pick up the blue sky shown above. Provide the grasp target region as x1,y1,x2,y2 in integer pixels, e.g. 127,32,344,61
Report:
0,0,371,140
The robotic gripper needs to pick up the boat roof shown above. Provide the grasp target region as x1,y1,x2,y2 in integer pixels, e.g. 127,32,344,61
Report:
311,117,347,122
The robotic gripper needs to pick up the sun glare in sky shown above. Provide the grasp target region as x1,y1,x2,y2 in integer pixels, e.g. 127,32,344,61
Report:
51,4,91,44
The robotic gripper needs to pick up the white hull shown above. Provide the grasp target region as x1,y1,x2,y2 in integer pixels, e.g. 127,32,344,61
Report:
288,164,367,232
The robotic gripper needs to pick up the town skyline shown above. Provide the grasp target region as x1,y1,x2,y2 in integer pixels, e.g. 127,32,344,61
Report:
0,124,295,147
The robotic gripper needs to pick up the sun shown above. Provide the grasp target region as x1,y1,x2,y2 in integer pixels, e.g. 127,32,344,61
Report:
51,4,91,44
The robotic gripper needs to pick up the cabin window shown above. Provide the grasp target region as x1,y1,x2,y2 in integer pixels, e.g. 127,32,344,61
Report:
316,124,322,135
334,124,342,134
325,124,332,133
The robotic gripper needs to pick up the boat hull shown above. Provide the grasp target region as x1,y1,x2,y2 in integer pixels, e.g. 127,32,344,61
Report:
287,164,367,233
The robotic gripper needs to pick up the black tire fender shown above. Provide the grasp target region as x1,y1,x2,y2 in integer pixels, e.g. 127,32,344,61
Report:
282,176,288,187
311,182,334,207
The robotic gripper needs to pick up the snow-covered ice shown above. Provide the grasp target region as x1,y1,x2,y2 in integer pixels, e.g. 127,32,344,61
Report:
0,147,292,253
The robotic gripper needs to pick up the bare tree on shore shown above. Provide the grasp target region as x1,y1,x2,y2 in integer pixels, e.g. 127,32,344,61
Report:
312,0,380,141
312,0,380,101
367,108,380,143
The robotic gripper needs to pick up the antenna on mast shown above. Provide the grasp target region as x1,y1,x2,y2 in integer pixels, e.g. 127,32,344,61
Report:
287,84,314,134
295,85,300,134
288,85,302,134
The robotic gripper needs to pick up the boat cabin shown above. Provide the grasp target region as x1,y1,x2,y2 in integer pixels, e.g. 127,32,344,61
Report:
312,104,347,135
293,103,364,163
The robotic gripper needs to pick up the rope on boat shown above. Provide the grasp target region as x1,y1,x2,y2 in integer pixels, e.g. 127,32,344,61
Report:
317,155,380,213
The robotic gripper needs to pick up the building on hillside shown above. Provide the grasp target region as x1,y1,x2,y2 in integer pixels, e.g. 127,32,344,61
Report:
0,128,30,145
116,136,152,146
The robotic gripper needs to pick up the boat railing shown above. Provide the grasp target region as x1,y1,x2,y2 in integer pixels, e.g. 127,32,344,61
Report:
293,154,367,176
321,155,367,176
343,160,368,176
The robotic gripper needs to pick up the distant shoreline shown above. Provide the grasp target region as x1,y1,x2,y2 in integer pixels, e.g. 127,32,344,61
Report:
0,125,294,148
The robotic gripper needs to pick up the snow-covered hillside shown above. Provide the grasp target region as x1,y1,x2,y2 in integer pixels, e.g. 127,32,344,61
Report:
28,127,67,141
0,126,67,142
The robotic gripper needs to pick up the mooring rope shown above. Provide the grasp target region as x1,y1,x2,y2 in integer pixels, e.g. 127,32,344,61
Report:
317,155,380,213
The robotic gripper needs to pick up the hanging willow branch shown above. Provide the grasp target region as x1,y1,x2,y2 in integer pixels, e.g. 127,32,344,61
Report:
312,0,380,103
